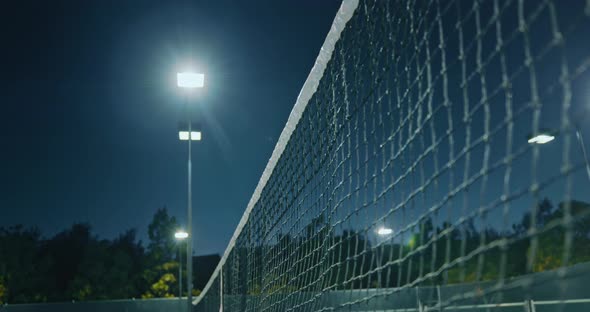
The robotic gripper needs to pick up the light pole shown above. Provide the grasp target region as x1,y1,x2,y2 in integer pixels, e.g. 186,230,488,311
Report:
576,130,590,182
177,71,205,311
175,230,189,299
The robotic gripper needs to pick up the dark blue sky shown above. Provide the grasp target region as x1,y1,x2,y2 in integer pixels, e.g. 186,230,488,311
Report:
0,0,341,255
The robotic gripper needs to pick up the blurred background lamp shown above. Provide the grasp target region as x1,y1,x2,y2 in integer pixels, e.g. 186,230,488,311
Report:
175,231,188,239
191,131,201,141
377,227,393,235
527,133,555,144
179,131,190,141
177,72,205,88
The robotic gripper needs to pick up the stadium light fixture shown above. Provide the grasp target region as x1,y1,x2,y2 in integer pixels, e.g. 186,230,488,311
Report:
177,72,205,88
178,131,202,141
377,227,393,235
175,231,189,240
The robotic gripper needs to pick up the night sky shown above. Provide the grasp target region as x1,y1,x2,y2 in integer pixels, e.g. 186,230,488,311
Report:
0,0,341,255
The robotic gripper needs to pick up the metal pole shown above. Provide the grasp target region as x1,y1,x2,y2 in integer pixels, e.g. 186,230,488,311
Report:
179,245,182,298
376,243,382,287
187,102,193,312
576,129,590,182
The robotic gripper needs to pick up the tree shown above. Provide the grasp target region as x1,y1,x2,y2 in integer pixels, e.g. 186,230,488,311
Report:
141,262,178,298
0,225,44,303
147,207,178,264
64,229,145,300
533,200,590,272
513,198,554,235
0,275,6,304
0,207,188,303
41,223,93,301
142,207,180,298
110,229,145,297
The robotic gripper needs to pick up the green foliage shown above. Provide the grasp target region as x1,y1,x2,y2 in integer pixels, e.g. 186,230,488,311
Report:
0,225,45,303
0,275,7,304
147,207,178,264
141,207,183,298
447,257,500,284
245,198,590,291
61,230,144,301
0,199,588,303
142,272,177,299
532,200,590,272
0,207,191,303
141,260,181,299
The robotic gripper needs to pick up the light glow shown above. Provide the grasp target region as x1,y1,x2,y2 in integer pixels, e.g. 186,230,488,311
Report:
527,134,555,144
191,131,202,141
377,227,393,235
179,131,202,141
175,231,189,239
177,72,205,88
179,131,190,141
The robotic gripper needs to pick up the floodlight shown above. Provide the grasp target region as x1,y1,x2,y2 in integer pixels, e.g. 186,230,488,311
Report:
179,131,201,141
527,134,555,144
177,72,205,88
179,131,190,141
175,231,189,239
191,131,202,141
377,227,393,235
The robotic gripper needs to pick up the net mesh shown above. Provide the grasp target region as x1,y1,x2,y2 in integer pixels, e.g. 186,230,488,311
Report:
195,0,590,311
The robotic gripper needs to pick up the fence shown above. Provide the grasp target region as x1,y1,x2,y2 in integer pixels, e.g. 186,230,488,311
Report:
1,297,187,312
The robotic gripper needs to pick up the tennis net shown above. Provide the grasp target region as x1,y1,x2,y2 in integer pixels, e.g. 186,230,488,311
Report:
195,0,590,311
